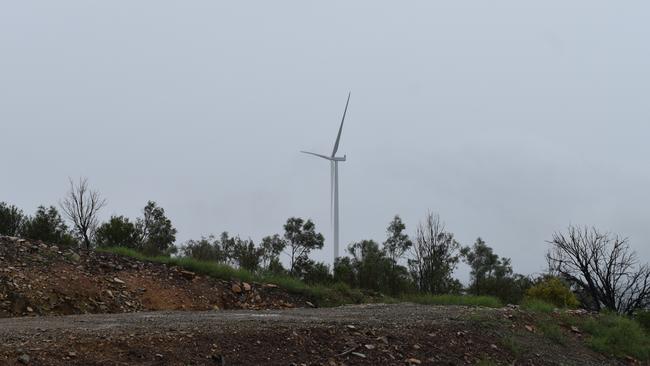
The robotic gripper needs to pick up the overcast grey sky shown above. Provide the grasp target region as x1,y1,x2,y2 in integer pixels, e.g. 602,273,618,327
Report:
1,1,649,278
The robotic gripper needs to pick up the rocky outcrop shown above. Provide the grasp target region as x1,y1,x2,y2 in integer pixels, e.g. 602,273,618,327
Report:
0,236,307,317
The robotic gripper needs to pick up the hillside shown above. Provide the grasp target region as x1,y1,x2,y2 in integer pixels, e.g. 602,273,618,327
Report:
0,236,308,317
1,235,647,365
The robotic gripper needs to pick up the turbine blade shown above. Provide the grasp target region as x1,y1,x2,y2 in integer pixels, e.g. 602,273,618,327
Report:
300,151,332,160
331,92,350,157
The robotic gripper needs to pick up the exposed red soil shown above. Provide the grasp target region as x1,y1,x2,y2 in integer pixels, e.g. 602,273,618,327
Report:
0,236,308,318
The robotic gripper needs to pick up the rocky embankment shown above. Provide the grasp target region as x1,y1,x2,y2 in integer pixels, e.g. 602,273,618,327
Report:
0,236,308,317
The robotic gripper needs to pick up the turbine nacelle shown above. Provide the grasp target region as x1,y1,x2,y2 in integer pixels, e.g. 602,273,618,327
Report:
300,151,346,162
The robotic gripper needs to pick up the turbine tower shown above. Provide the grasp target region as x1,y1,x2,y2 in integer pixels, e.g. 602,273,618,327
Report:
301,92,350,261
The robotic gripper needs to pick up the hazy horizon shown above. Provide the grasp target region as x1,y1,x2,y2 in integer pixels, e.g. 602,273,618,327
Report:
2,1,649,280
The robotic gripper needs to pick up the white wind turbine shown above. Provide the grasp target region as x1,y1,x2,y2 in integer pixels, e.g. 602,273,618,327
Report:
301,92,351,261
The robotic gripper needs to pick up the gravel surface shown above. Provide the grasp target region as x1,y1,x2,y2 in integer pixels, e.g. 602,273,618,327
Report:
0,304,622,366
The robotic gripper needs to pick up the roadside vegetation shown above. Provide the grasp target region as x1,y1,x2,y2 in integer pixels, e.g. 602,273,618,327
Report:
2,177,650,361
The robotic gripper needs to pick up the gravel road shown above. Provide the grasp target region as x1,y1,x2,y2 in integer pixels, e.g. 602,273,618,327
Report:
0,304,620,366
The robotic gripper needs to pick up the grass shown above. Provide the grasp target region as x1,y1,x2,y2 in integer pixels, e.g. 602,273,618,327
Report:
634,310,650,334
521,298,556,313
99,247,506,309
475,358,499,366
581,312,650,360
500,335,524,358
98,247,373,307
405,294,502,308
518,296,650,361
538,322,566,345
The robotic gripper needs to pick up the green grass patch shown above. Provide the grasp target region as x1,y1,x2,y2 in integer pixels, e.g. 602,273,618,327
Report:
521,298,556,313
475,357,499,366
404,294,502,308
581,313,650,360
98,247,505,310
500,335,524,357
538,322,566,345
97,247,373,307
634,310,650,335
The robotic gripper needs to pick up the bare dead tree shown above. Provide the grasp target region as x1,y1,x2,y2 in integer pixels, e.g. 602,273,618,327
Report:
60,177,107,250
408,212,461,294
547,225,650,314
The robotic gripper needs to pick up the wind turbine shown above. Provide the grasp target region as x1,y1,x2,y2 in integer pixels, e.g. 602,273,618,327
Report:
301,92,351,261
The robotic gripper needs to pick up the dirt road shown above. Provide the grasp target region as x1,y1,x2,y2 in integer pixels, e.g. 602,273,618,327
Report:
0,304,620,365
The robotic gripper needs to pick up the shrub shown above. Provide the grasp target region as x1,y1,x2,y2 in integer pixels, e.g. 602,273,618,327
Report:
582,313,650,360
525,277,579,308
20,206,77,247
96,216,139,248
634,310,650,335
0,202,25,236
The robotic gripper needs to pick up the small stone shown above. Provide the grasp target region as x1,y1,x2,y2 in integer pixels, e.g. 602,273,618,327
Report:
26,307,33,313
306,301,316,308
242,282,251,291
525,325,534,332
490,344,498,350
113,278,125,284
17,354,30,364
231,284,242,293
68,351,77,357
69,253,81,262
406,358,421,365
570,326,582,334
364,344,375,350
346,325,356,330
625,356,638,363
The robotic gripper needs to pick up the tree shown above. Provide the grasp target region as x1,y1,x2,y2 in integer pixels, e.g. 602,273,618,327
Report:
20,206,76,247
231,237,262,272
95,216,139,248
181,235,224,262
461,238,509,295
348,240,392,292
383,215,413,295
295,259,333,284
408,213,461,294
0,202,25,236
267,257,286,275
218,231,237,266
383,215,412,264
60,177,106,249
260,234,286,270
461,238,531,304
136,201,177,256
547,225,650,314
283,217,324,276
334,257,356,287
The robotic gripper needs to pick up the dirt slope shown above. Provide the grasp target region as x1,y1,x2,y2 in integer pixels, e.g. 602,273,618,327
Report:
0,236,308,317
0,304,629,366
